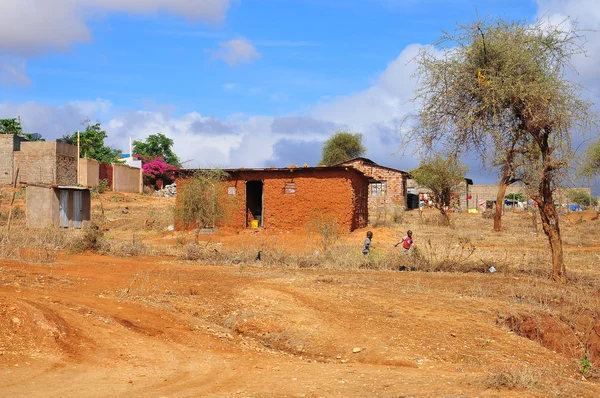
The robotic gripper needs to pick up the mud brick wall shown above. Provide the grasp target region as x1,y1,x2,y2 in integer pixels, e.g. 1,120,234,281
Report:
13,141,77,185
176,168,369,232
0,134,18,184
99,163,114,188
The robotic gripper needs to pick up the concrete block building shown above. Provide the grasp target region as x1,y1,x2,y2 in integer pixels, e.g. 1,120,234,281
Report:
0,136,78,186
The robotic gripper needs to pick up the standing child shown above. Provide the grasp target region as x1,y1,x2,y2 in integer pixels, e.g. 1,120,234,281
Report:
362,231,373,256
395,230,413,253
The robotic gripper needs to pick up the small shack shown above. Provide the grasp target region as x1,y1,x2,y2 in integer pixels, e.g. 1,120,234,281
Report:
26,184,91,229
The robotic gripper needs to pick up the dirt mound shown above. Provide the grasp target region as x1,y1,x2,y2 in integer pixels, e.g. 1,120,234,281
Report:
564,210,599,224
498,311,600,367
0,296,88,363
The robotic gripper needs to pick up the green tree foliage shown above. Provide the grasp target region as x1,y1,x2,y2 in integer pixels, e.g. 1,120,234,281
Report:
319,131,366,166
505,193,526,202
133,133,180,167
566,189,598,207
176,170,230,235
0,118,22,135
406,18,597,283
581,140,600,178
70,123,122,164
0,118,44,141
410,155,468,222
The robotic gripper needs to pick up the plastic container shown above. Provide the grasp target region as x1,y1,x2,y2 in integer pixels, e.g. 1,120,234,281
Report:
250,220,259,229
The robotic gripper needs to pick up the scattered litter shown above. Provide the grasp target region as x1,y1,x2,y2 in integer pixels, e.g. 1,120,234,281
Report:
489,266,496,273
166,225,175,231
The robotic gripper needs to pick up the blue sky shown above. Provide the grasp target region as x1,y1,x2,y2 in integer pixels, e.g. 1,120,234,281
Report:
1,0,598,189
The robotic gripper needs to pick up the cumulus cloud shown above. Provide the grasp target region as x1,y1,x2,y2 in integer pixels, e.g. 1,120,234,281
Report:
535,0,600,89
0,99,112,137
0,0,231,55
210,38,261,66
313,44,423,129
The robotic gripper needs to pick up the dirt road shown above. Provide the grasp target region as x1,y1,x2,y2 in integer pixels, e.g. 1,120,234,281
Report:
1,253,597,397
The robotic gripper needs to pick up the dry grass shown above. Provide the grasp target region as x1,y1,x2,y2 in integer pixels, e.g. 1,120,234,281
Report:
484,365,543,391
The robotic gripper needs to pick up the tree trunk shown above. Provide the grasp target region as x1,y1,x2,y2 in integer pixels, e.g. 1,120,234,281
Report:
538,201,565,282
493,179,508,232
535,131,566,283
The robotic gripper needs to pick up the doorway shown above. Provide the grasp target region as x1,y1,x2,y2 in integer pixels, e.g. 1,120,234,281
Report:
246,180,263,227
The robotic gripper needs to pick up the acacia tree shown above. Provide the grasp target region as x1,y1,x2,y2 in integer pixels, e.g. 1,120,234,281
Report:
581,140,600,177
410,155,468,223
406,18,597,283
319,131,366,166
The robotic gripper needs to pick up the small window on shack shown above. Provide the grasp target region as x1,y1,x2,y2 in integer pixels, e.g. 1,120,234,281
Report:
284,182,296,194
228,186,236,196
370,181,387,197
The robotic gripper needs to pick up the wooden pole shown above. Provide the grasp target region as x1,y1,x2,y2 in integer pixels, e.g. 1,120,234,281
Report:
7,191,16,231
77,130,80,185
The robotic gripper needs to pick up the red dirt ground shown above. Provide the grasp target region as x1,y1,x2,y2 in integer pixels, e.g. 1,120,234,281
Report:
2,193,599,397
1,251,599,397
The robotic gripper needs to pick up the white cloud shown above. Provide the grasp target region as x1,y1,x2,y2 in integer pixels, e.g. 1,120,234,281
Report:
0,0,231,55
223,82,237,90
313,44,423,129
536,1,600,87
210,38,261,66
0,99,112,137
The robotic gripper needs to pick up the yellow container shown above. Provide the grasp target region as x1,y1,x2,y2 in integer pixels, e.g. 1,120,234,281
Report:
250,220,259,228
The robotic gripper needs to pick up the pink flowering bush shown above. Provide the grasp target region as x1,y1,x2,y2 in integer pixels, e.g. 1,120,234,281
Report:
135,155,179,186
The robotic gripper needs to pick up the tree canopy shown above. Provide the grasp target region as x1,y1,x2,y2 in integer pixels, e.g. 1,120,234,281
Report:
69,123,122,164
581,140,600,178
0,118,22,135
410,155,468,221
406,18,597,282
319,131,366,166
0,118,44,141
133,133,180,167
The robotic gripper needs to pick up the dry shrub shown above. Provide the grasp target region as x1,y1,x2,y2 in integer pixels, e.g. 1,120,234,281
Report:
0,227,71,263
305,212,340,252
484,366,542,390
69,225,104,253
103,234,147,256
371,205,406,227
411,236,480,272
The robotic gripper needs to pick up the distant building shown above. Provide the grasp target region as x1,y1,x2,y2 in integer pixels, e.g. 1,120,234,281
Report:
407,178,474,210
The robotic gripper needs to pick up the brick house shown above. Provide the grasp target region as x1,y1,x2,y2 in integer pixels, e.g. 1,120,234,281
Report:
0,136,78,185
335,158,409,220
176,166,369,231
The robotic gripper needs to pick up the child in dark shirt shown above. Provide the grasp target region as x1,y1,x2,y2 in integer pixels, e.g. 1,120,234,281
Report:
362,231,373,256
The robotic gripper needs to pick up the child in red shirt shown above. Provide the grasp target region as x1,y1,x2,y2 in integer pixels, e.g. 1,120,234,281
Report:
395,230,413,253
